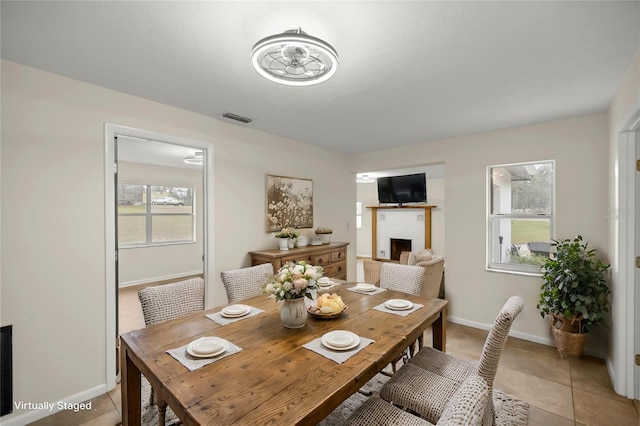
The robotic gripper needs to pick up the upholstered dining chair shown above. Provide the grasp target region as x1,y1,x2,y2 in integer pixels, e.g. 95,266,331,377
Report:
344,374,490,426
379,262,425,295
379,296,525,426
220,263,274,303
366,262,425,375
364,256,442,299
137,277,205,424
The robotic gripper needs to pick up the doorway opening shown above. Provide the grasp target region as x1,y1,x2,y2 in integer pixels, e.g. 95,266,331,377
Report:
104,124,214,390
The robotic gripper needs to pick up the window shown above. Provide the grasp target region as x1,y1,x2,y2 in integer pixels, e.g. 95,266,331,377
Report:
118,184,195,247
487,161,554,274
356,202,363,229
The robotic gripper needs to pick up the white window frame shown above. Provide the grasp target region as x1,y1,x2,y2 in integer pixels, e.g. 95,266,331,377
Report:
117,183,196,248
356,202,363,230
487,160,555,275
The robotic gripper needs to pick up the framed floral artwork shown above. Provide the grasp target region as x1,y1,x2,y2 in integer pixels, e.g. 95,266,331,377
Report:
266,175,313,232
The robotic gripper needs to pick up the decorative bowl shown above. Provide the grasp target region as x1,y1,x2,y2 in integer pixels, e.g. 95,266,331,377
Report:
307,305,348,320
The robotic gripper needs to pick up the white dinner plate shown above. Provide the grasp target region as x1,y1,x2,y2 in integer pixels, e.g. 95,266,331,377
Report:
317,279,334,288
221,304,251,318
355,283,376,292
187,337,227,358
384,299,414,310
321,330,360,351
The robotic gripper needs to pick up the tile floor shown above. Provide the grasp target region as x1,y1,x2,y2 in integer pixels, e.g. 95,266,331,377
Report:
28,268,640,425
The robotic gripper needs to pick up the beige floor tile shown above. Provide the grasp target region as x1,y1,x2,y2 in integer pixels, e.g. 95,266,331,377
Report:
495,365,575,420
527,405,575,426
501,344,572,386
569,356,633,404
573,388,639,426
29,393,117,425
78,409,121,426
446,324,488,357
108,383,122,416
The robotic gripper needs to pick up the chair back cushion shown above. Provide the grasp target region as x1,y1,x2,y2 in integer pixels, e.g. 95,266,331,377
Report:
221,263,274,303
477,296,525,385
380,263,425,296
437,375,489,426
138,277,205,327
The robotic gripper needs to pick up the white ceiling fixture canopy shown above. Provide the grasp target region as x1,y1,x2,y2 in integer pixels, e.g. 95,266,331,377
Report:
250,28,338,86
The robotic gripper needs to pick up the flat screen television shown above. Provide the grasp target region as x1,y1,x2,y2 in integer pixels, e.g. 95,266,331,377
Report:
377,173,427,206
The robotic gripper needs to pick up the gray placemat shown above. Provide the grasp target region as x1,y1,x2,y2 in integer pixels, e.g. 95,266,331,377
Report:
373,302,423,317
166,339,242,372
206,306,263,325
303,336,375,364
347,285,387,295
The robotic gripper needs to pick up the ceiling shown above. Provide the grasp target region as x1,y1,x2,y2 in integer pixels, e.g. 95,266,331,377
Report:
2,1,639,155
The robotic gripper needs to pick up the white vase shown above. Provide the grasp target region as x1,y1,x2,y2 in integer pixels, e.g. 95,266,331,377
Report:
287,238,297,249
296,236,308,247
280,298,307,329
278,238,289,251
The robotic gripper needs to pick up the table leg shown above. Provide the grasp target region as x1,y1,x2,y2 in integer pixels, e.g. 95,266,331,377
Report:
432,305,447,352
121,345,141,426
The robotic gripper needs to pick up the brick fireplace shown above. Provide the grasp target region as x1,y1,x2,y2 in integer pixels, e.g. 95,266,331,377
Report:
369,205,434,261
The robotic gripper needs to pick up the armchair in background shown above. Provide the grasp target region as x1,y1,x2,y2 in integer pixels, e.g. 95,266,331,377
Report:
363,249,444,299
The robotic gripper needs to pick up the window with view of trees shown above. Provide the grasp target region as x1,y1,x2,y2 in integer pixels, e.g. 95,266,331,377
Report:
117,184,195,247
488,161,554,274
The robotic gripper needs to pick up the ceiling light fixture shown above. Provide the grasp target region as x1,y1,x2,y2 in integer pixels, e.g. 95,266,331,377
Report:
356,174,376,183
184,151,203,165
251,28,338,86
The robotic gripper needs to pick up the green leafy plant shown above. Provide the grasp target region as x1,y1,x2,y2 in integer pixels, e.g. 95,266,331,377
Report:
274,227,300,239
537,235,610,333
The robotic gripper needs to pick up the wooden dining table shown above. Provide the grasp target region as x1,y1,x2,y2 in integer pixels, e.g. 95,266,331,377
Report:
120,283,448,425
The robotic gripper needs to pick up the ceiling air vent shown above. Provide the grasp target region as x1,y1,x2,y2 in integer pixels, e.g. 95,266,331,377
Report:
222,112,253,124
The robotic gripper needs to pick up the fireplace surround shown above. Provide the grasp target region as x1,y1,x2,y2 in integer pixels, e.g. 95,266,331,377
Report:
368,205,435,261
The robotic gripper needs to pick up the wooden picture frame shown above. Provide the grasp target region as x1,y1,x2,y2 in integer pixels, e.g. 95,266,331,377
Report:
266,175,313,232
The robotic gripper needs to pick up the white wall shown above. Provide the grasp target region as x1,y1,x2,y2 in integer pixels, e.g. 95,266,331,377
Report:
350,113,611,351
0,60,356,422
607,48,640,396
117,161,204,286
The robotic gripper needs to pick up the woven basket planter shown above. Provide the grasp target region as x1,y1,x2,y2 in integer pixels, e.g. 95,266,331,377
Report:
551,315,587,357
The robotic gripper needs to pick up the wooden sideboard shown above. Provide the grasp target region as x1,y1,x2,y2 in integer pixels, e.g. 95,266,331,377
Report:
250,242,349,280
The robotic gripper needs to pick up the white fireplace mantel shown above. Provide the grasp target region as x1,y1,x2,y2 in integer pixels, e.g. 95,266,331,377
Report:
367,205,435,261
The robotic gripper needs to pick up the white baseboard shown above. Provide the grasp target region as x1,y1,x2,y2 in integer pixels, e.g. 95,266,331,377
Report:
447,316,606,359
118,270,203,288
1,384,107,425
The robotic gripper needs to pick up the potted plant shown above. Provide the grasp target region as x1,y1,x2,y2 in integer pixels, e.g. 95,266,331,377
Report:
537,235,610,357
274,227,300,250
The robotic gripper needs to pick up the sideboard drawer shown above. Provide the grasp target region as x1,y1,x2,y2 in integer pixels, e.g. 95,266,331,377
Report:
282,253,313,264
312,253,331,266
330,250,345,262
322,262,346,279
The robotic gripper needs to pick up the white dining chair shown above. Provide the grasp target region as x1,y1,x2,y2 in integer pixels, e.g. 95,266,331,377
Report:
344,374,490,426
380,262,425,296
380,296,525,425
220,263,274,303
137,277,205,424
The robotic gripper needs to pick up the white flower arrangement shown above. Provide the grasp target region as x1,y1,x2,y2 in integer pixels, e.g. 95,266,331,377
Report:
274,227,300,239
263,261,324,301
